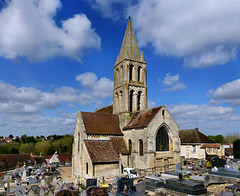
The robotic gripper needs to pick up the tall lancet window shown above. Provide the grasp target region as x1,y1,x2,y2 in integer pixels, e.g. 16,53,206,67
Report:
129,64,134,81
137,91,142,111
129,90,134,113
137,66,142,82
156,126,169,151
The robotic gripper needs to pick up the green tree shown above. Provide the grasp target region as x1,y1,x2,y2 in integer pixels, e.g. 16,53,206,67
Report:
233,139,240,158
7,142,20,154
19,143,35,154
208,135,224,143
0,144,9,154
33,140,51,155
224,132,240,144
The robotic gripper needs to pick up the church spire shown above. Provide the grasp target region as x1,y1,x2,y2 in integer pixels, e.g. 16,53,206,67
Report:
116,16,141,64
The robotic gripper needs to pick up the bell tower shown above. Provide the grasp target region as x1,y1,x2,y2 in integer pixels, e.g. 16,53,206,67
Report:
113,17,147,128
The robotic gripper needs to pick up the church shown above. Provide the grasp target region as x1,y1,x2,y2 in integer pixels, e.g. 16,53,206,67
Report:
72,17,181,183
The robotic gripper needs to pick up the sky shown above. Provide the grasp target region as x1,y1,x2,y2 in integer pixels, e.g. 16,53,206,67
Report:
0,0,240,137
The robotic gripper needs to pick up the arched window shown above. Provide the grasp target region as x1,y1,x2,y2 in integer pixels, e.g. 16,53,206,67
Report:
116,69,119,84
129,90,134,113
129,64,134,81
86,163,88,174
139,139,143,156
137,91,142,111
156,126,169,151
128,139,132,155
137,66,142,82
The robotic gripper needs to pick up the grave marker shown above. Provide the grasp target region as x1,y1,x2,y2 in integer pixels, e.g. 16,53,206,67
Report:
86,179,97,188
86,186,107,196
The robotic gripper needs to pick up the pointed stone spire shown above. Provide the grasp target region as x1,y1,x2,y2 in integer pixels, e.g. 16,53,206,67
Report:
140,52,145,63
116,16,141,64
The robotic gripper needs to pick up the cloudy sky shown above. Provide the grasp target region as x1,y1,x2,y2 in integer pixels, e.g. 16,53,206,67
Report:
0,0,240,137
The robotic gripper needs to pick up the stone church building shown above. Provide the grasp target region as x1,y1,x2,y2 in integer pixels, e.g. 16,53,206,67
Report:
72,17,181,183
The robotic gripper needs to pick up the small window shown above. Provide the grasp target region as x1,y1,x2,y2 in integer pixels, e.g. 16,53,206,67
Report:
128,139,132,155
86,163,88,174
129,64,134,81
139,139,143,156
162,110,165,116
192,145,196,152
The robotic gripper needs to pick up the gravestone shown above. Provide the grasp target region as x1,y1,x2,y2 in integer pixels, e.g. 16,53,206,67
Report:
57,179,63,187
176,163,182,170
39,187,45,196
211,157,226,168
62,183,68,190
14,185,25,196
46,189,54,196
135,181,145,193
117,177,134,194
46,176,52,186
29,177,37,185
51,176,57,186
86,186,107,196
27,188,35,196
86,179,97,188
40,179,46,187
54,183,62,193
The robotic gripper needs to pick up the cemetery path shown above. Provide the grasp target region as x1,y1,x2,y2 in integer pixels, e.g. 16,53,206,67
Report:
59,166,74,183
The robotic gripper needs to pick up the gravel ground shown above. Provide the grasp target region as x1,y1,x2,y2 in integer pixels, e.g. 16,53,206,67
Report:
58,166,74,183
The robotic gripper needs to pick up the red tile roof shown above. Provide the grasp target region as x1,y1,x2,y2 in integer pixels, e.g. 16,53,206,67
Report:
57,153,72,163
123,106,162,130
200,143,221,148
94,105,113,114
81,112,123,136
179,128,216,144
110,137,129,155
84,140,119,163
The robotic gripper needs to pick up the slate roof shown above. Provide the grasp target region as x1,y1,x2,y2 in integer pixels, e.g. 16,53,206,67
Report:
123,106,162,130
110,137,129,155
81,112,123,136
179,128,216,144
84,140,119,164
94,105,113,114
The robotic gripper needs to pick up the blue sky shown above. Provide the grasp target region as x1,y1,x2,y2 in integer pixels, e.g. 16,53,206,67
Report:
0,0,240,137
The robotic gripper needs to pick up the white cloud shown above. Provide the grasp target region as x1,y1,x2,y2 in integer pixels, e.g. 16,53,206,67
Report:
160,73,186,91
0,73,113,136
0,0,101,62
148,100,156,109
127,0,240,68
208,79,240,105
167,103,240,135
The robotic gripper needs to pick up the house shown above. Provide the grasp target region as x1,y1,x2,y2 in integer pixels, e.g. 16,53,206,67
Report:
72,17,181,184
48,152,72,166
179,128,225,161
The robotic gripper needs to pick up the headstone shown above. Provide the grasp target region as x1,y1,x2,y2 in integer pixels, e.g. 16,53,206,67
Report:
29,177,37,185
40,179,46,187
117,177,134,194
135,181,145,193
51,176,57,186
176,163,182,171
86,179,97,188
54,183,61,193
39,187,45,196
27,188,35,196
57,179,63,187
62,183,68,190
86,186,107,196
46,189,54,196
211,157,226,168
14,185,25,196
46,176,52,185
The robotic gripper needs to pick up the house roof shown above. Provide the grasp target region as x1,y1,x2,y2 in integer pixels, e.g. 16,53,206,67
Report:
110,137,129,155
94,105,113,114
179,128,216,144
0,154,35,170
225,148,233,156
81,112,123,136
84,140,119,164
123,106,162,130
200,143,221,148
57,153,72,163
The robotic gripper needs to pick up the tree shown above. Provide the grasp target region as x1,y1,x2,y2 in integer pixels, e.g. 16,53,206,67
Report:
233,139,240,158
19,143,35,154
224,132,240,144
208,135,224,143
9,134,13,139
33,141,51,155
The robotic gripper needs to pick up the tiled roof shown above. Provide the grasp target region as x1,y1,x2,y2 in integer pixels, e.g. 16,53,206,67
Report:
225,148,233,156
123,106,162,130
57,153,72,163
84,140,119,163
110,137,129,155
81,112,123,136
0,154,35,170
94,105,113,114
179,128,216,144
200,143,221,148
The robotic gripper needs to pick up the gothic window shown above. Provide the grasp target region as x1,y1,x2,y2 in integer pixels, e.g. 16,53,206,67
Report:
128,139,132,155
192,145,196,152
137,91,142,111
162,109,165,116
116,69,119,84
129,90,134,113
115,92,119,112
137,66,142,82
129,64,134,81
156,126,169,151
78,133,80,152
86,163,88,174
139,139,143,156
